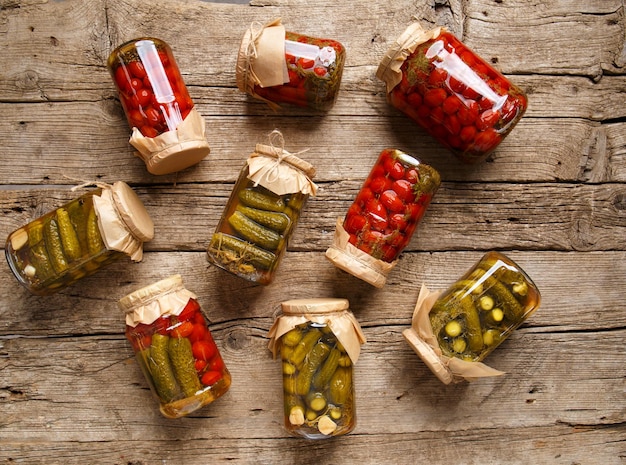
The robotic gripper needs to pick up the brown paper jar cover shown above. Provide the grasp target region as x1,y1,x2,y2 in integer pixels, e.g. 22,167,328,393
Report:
5,181,153,296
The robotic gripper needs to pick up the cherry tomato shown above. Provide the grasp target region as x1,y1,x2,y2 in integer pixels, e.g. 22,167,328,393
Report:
208,356,225,372
457,100,479,125
297,57,315,69
201,370,222,386
407,92,423,107
140,125,159,138
192,340,217,361
459,125,478,143
392,179,415,203
369,176,392,194
189,323,208,343
365,198,388,222
442,95,462,115
423,88,447,107
355,187,374,207
405,168,419,184
344,213,368,234
170,320,194,338
383,157,405,180
313,67,327,77
380,190,404,213
428,68,447,86
178,299,200,322
195,359,207,372
476,109,501,130
128,61,147,79
389,213,408,231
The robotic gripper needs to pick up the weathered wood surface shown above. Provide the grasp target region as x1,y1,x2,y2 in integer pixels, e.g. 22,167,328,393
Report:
0,0,625,464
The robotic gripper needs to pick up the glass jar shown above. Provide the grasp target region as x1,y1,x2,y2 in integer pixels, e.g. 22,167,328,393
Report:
326,148,440,288
403,252,541,384
237,18,345,111
108,37,210,175
377,23,527,164
5,182,154,296
268,298,366,439
206,134,317,285
119,274,231,418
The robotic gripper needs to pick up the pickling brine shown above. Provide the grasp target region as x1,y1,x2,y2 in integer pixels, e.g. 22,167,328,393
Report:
237,19,345,111
5,182,153,296
119,275,231,418
326,148,440,288
377,23,527,164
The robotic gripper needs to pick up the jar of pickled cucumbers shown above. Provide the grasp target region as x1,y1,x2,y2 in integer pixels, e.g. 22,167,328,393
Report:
377,23,527,164
108,37,210,175
236,18,346,111
402,252,541,384
326,148,440,288
5,182,154,296
206,132,317,285
268,298,366,439
119,274,231,418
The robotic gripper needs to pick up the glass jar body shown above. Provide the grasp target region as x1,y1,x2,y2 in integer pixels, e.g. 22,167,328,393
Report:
343,148,440,262
108,37,194,138
125,297,231,418
389,31,527,163
430,251,541,362
254,32,345,111
280,321,356,439
5,190,122,295
207,166,308,285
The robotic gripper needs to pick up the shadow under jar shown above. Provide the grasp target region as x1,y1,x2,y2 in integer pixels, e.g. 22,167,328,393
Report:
377,23,527,164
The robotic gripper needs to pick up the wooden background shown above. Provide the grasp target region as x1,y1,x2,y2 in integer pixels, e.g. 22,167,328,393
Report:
1,0,625,463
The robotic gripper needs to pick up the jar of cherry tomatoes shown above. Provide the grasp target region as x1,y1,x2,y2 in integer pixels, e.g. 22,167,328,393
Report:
5,181,154,296
108,38,210,175
268,298,366,439
206,131,317,285
236,18,346,111
326,148,440,288
377,23,528,164
403,252,541,384
119,275,231,418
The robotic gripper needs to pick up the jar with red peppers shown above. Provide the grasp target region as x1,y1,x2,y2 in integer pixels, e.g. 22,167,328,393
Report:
119,275,231,418
326,148,440,288
236,19,345,111
108,38,210,175
268,298,366,439
5,182,154,296
377,23,527,164
403,252,541,384
207,132,317,285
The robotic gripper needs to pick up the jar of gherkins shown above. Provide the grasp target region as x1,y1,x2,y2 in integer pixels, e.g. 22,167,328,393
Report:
326,148,440,288
206,131,317,285
236,18,346,111
377,23,527,164
108,37,210,175
402,252,541,384
119,275,231,418
268,298,366,439
5,182,154,296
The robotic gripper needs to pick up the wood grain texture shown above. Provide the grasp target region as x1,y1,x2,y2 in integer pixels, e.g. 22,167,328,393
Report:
0,0,625,463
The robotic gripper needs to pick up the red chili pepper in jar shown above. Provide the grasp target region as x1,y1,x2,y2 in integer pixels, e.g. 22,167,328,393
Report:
237,19,346,111
326,149,440,288
377,24,527,164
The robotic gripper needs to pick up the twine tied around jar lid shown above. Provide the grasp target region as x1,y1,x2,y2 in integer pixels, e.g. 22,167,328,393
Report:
247,129,318,196
267,298,366,365
402,284,505,384
236,18,290,110
376,22,443,93
118,274,197,327
69,179,154,262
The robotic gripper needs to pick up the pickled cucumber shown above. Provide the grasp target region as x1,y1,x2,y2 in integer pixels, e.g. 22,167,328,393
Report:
209,233,275,270
67,198,90,254
86,207,105,255
228,211,281,251
329,367,352,405
57,208,82,261
295,341,331,395
43,217,69,273
168,336,202,398
235,205,290,233
312,347,341,390
27,222,54,281
148,334,181,402
288,328,322,367
238,188,285,212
